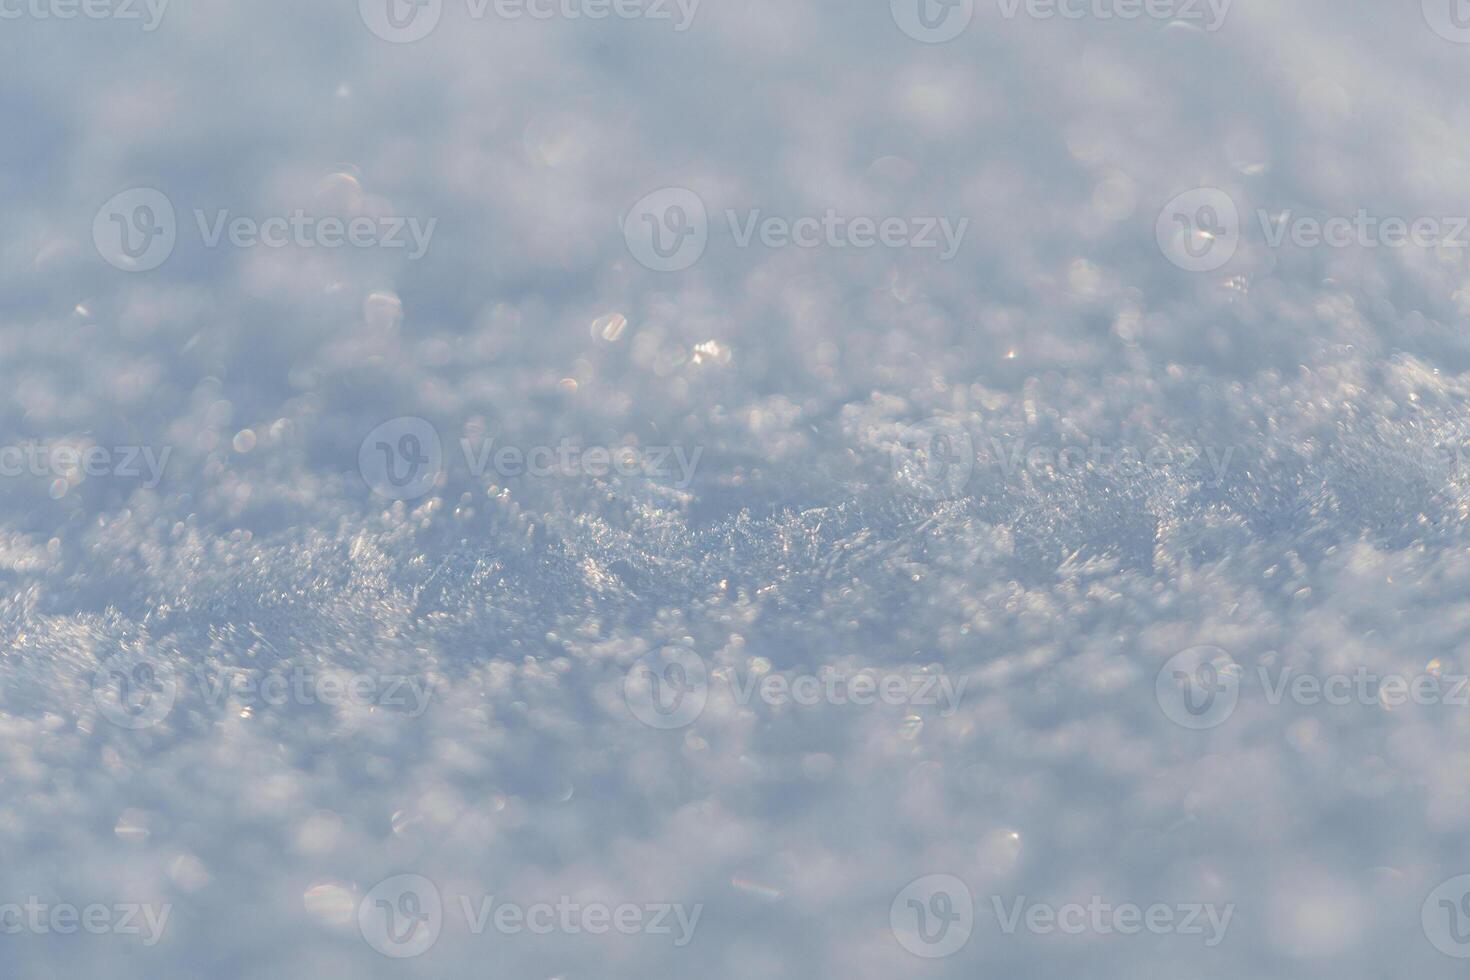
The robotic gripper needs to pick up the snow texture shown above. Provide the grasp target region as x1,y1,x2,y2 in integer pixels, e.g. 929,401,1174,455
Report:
3,0,1470,976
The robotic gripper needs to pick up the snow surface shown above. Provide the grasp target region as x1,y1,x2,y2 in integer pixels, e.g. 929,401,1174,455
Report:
4,0,1470,976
